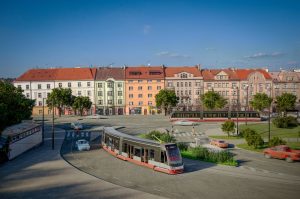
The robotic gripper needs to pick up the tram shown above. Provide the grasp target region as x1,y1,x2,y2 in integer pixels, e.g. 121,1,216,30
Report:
170,110,261,122
102,127,184,174
1,121,42,160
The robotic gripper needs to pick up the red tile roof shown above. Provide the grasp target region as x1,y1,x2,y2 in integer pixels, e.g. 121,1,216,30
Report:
15,68,96,81
95,67,125,80
165,66,202,77
125,66,165,79
202,68,272,80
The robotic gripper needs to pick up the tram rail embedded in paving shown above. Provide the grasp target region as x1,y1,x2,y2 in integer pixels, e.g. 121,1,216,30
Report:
102,127,184,174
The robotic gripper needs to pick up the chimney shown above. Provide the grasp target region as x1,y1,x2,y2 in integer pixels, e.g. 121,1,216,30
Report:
196,64,201,71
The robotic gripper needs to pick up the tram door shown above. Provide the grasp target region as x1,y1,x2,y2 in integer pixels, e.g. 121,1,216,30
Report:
128,145,134,158
144,149,149,163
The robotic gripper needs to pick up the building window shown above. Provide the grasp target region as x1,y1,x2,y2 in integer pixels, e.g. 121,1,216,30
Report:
148,101,152,105
147,80,152,83
189,90,191,95
157,86,161,90
17,85,21,89
189,82,191,87
26,93,30,98
87,82,91,87
180,73,187,78
26,85,29,90
129,94,133,98
107,91,113,96
185,90,188,95
177,82,180,87
138,94,143,98
157,80,161,82
98,91,103,96
148,86,152,90
118,83,122,87
38,84,42,89
129,101,134,105
138,101,143,105
181,82,183,87
99,100,103,105
108,100,113,105
207,83,212,88
67,82,71,87
107,82,113,88
98,83,102,88
168,82,173,87
118,91,122,96
148,94,152,98
47,84,51,89
118,99,122,104
138,86,143,90
87,91,91,96
185,82,188,87
38,101,42,106
138,80,143,83
38,93,42,98
78,82,81,87
129,86,133,91
78,91,82,96
232,83,237,88
196,90,200,95
128,80,133,83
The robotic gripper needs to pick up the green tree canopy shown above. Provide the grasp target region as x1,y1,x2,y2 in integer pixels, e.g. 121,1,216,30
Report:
155,89,178,116
221,120,235,137
72,96,92,116
46,88,73,117
0,81,35,133
200,91,227,110
250,93,272,112
276,93,297,116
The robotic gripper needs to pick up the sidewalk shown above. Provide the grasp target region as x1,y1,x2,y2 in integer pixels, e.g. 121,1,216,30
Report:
0,127,164,199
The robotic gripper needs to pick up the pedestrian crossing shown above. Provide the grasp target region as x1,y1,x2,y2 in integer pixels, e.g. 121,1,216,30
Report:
65,131,91,140
172,132,203,137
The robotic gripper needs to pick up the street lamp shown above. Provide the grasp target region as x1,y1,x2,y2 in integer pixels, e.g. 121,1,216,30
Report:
236,86,240,136
42,98,45,145
52,99,55,150
245,85,249,126
267,86,272,142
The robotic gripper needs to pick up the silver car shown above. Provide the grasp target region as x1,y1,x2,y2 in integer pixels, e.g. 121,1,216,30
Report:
75,139,90,151
173,120,197,126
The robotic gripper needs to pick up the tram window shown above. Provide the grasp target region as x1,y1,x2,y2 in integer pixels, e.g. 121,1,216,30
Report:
123,143,128,152
161,151,167,164
134,148,141,157
149,149,155,160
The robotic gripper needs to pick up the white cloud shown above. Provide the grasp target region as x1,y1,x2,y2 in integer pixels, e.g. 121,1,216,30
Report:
156,51,191,59
143,25,151,34
244,52,284,59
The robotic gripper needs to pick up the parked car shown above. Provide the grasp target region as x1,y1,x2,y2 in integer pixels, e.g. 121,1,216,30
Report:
85,114,102,119
173,120,197,126
75,139,90,151
263,145,300,162
210,139,228,148
71,122,83,130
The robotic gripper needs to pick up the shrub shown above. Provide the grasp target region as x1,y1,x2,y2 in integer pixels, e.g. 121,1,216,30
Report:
268,137,287,147
177,142,189,151
242,128,264,149
221,120,235,137
272,116,298,128
190,146,235,164
240,128,255,138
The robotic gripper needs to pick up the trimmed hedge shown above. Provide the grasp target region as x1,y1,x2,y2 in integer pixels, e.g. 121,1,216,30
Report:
272,116,298,128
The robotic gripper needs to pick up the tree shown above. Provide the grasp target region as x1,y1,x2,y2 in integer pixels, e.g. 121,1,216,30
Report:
0,81,35,133
250,93,272,112
276,93,297,116
46,88,73,117
200,90,227,110
72,96,92,116
155,89,178,116
221,120,235,137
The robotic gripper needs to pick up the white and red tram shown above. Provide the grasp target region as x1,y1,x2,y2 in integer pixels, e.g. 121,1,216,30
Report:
102,127,184,175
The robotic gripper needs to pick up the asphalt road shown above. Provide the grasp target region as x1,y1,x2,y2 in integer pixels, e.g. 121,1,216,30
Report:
54,115,300,199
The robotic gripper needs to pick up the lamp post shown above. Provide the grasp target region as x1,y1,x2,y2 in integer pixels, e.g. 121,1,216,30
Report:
52,99,55,150
245,85,249,125
42,98,45,145
268,86,272,143
236,86,240,136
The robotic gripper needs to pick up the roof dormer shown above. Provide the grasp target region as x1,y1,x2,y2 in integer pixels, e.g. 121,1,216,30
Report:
215,71,228,80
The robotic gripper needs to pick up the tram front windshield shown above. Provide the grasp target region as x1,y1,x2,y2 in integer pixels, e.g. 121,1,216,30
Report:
165,144,181,162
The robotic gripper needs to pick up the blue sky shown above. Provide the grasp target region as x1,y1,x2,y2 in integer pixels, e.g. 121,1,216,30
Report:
0,0,300,77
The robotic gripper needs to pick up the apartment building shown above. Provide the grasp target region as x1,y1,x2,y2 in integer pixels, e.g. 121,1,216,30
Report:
165,66,203,111
270,70,300,103
202,68,272,110
14,67,96,115
95,67,125,115
125,66,165,115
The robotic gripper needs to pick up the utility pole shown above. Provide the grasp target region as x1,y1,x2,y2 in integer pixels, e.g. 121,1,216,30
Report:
236,87,239,136
42,98,45,145
245,85,249,126
52,99,55,150
268,86,272,143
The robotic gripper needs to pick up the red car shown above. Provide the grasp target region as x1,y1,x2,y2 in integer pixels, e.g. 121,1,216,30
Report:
210,139,228,148
263,145,300,162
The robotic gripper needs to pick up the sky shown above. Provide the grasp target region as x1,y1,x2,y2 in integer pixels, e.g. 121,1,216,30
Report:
0,0,300,77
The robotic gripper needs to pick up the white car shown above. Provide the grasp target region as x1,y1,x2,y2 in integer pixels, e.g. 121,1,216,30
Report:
85,114,102,119
173,120,197,126
71,122,83,130
76,139,90,151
